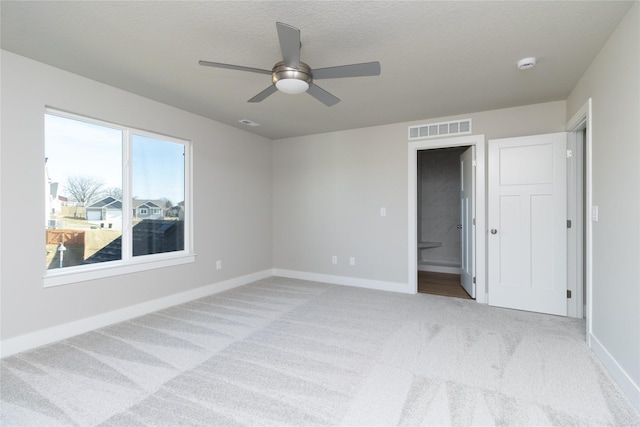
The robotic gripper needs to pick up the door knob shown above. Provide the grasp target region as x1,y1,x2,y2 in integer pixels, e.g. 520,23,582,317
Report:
491,229,498,234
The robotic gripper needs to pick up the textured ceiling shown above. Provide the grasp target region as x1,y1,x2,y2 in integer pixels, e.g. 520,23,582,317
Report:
1,1,633,139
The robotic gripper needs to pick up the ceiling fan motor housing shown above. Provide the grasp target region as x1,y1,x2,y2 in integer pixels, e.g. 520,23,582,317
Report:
272,61,313,90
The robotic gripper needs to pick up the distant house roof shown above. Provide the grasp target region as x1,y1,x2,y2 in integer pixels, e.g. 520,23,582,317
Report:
83,219,184,264
133,199,162,209
87,197,122,209
89,197,171,210
105,200,123,209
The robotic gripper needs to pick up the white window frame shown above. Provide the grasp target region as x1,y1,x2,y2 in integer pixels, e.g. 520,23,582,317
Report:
43,109,195,287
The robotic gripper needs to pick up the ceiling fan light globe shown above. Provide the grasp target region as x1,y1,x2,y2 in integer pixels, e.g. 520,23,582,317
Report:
276,78,309,94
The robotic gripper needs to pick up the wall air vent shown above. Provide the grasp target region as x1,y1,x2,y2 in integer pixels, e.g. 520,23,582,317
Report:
408,118,472,141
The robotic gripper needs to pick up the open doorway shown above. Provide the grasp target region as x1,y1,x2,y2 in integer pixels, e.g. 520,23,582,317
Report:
408,134,486,303
408,118,590,318
416,146,472,299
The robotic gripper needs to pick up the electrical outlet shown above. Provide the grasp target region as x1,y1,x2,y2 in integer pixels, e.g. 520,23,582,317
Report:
331,256,338,264
216,260,222,270
349,257,356,266
380,207,387,217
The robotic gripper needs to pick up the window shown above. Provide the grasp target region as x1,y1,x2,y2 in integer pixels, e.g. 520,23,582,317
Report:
44,109,192,286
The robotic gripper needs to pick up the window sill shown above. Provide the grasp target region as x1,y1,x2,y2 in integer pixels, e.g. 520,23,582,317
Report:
43,253,196,288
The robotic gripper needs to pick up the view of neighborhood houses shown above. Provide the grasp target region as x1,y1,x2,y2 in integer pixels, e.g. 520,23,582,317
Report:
45,113,186,270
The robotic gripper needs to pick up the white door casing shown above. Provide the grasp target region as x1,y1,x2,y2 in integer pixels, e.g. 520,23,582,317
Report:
488,133,567,316
460,146,475,298
565,98,592,331
408,134,486,303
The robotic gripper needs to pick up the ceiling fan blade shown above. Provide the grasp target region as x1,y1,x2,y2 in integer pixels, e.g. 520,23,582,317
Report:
198,60,271,75
276,22,301,68
312,61,381,79
307,84,340,107
248,85,278,103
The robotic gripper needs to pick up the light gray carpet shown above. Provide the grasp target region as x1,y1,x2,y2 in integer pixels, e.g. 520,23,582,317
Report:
1,277,639,426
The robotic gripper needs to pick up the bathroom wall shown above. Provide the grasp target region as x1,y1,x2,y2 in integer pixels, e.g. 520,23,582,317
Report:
418,147,467,269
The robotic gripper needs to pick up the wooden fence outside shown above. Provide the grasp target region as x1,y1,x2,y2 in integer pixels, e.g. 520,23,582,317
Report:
46,229,85,246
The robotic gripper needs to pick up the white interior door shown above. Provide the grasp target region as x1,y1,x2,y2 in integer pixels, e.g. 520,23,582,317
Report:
488,133,567,316
460,146,475,298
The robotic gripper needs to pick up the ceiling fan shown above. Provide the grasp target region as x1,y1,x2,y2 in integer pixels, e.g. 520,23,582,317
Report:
199,22,381,107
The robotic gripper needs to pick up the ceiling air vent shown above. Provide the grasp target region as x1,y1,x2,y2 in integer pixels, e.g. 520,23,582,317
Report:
238,119,260,127
408,119,472,141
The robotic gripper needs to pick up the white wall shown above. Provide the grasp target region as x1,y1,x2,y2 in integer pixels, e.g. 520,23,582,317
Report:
0,51,273,341
272,101,566,287
567,3,640,407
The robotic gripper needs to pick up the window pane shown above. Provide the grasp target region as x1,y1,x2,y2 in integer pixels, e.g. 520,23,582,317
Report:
45,114,123,269
131,134,185,257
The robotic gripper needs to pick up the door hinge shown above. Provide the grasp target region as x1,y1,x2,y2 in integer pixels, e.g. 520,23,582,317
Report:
472,218,476,226
472,160,477,167
567,290,572,298
567,149,573,159
567,220,572,229
473,277,476,284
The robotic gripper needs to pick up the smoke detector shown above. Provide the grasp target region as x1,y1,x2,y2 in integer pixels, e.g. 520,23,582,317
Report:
517,57,537,70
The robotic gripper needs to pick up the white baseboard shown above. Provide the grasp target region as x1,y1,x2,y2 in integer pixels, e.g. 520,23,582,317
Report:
590,333,640,413
0,269,272,358
273,269,414,294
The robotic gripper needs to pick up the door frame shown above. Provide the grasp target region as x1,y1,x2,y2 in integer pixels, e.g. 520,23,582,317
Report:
408,134,486,303
566,99,593,332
